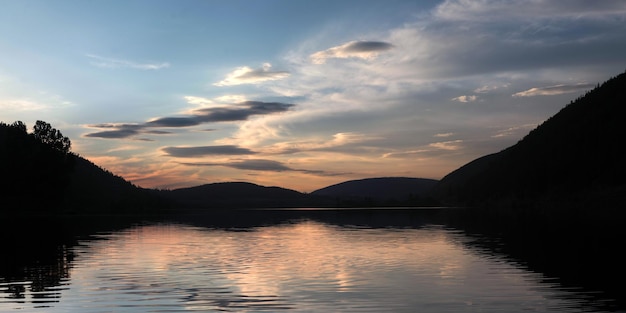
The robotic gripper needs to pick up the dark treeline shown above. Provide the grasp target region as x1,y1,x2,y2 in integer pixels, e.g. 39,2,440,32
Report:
1,121,75,212
0,121,171,215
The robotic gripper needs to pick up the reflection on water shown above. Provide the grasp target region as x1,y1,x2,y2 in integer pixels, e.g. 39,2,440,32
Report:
0,209,623,312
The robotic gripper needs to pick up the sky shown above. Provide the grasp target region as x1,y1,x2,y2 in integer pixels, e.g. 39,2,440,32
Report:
1,0,626,192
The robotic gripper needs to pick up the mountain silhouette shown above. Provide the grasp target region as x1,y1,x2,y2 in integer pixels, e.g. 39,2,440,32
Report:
160,182,332,210
63,156,171,214
1,121,170,215
311,177,439,207
434,70,626,220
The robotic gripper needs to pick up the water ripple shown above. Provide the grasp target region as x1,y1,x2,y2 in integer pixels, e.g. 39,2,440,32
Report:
1,220,621,312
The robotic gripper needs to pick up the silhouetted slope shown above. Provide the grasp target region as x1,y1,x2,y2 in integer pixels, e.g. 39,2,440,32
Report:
311,177,439,207
1,121,170,214
63,156,171,213
1,122,74,213
162,182,332,209
435,70,626,218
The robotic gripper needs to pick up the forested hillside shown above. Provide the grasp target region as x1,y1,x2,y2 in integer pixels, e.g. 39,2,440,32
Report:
1,121,75,213
0,121,169,215
434,70,626,221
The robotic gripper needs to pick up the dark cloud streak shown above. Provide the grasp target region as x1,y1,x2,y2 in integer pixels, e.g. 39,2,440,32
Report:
193,101,295,123
344,41,394,52
162,145,256,157
147,116,202,127
84,100,295,139
84,128,138,138
180,159,344,176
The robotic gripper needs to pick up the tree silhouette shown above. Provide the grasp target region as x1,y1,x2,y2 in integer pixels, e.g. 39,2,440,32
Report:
32,120,71,153
1,120,75,213
10,121,27,133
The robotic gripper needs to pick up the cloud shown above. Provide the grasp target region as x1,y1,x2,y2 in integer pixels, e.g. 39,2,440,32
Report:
451,95,477,102
83,123,142,139
262,132,375,155
224,159,292,171
214,63,290,86
0,99,48,111
434,0,626,21
191,101,295,123
83,100,295,139
162,145,256,157
310,41,394,64
86,54,170,70
382,149,431,158
383,139,464,158
180,159,335,175
512,83,595,97
428,140,463,151
474,83,510,93
146,116,202,127
84,128,138,139
183,96,215,107
491,124,537,138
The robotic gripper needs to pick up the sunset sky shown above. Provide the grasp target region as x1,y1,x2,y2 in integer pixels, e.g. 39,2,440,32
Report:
2,0,626,192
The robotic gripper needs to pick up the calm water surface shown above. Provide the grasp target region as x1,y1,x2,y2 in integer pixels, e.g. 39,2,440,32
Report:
0,209,622,312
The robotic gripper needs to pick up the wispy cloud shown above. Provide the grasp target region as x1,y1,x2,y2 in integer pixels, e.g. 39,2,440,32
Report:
0,99,48,111
86,54,170,70
428,140,463,151
435,0,626,21
382,139,464,158
183,96,215,107
474,83,510,93
310,41,394,64
512,83,595,97
451,95,477,103
491,124,537,138
263,132,374,154
214,63,290,86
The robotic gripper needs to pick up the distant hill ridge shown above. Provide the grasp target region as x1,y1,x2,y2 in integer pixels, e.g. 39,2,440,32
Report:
311,177,438,206
160,182,332,209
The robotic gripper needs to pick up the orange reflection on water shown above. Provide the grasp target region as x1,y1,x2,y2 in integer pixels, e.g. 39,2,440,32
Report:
72,220,470,301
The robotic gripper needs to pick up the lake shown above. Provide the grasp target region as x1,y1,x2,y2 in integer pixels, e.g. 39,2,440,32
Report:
1,208,623,312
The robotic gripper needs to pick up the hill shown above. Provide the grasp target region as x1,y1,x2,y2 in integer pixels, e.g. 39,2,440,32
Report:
434,70,626,220
1,121,74,212
311,177,439,207
0,121,170,215
161,182,332,209
63,156,171,214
